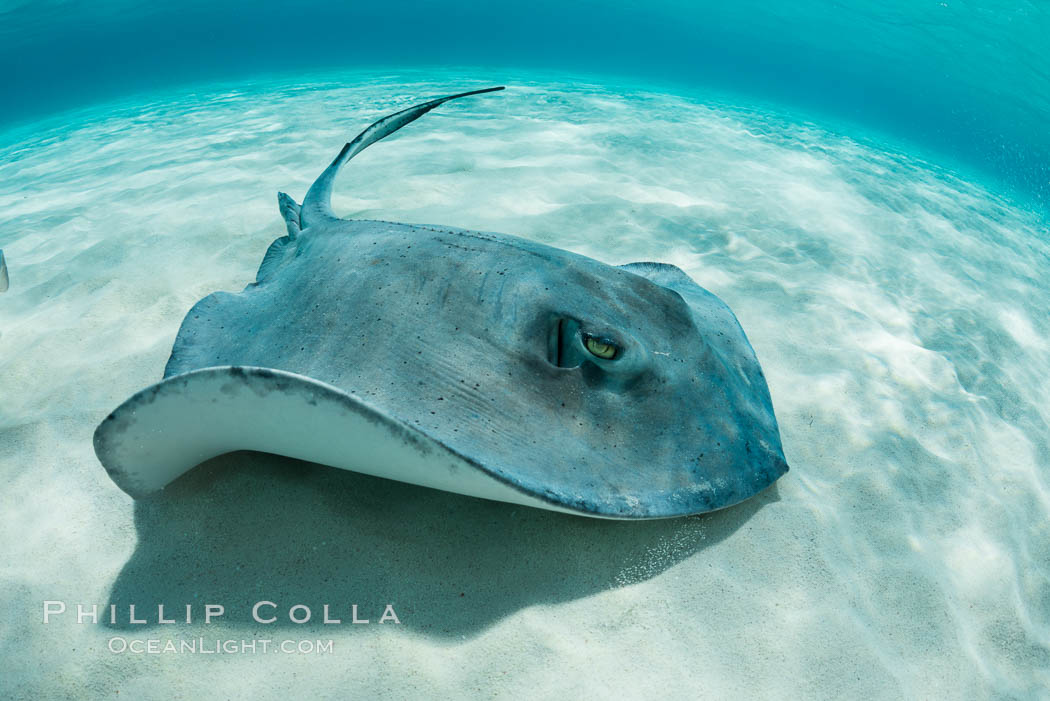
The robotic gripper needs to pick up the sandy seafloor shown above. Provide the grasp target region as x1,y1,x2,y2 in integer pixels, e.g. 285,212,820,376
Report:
1,71,1048,698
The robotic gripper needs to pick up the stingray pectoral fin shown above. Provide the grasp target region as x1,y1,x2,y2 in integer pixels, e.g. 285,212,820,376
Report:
92,366,574,513
300,86,505,227
619,261,695,286
620,260,738,318
256,233,297,284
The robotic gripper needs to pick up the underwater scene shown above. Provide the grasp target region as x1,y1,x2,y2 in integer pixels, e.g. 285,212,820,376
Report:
1,2,1048,699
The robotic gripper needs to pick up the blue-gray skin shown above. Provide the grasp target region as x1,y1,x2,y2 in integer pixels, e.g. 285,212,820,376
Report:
163,87,788,518
0,249,8,293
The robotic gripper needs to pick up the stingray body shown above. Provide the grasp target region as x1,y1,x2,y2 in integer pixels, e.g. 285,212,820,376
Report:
94,87,788,519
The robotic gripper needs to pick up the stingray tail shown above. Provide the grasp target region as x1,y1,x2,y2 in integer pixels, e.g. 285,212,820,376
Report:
299,86,505,229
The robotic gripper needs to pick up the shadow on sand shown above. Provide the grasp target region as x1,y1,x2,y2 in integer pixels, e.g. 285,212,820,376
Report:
107,451,777,637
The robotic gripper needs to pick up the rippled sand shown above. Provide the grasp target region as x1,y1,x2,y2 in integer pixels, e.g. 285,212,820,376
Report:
1,72,1047,698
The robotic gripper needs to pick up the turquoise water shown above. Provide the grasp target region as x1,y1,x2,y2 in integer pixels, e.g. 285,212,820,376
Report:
2,1,1048,209
1,3,1049,700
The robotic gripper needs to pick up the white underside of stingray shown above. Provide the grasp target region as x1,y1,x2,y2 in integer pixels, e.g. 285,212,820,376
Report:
94,366,579,515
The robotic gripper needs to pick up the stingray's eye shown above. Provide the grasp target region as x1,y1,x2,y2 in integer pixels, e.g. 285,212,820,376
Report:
583,335,619,360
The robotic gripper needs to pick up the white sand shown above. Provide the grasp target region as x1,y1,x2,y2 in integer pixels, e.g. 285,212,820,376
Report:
1,71,1048,698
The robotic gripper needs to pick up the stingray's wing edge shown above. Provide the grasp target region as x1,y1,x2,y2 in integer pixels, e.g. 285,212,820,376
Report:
92,365,592,515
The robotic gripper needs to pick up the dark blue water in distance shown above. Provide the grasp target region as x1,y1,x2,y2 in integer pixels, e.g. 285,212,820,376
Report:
2,0,1048,212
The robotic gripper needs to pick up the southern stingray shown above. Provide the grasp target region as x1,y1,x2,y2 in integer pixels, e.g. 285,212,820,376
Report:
94,87,788,519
